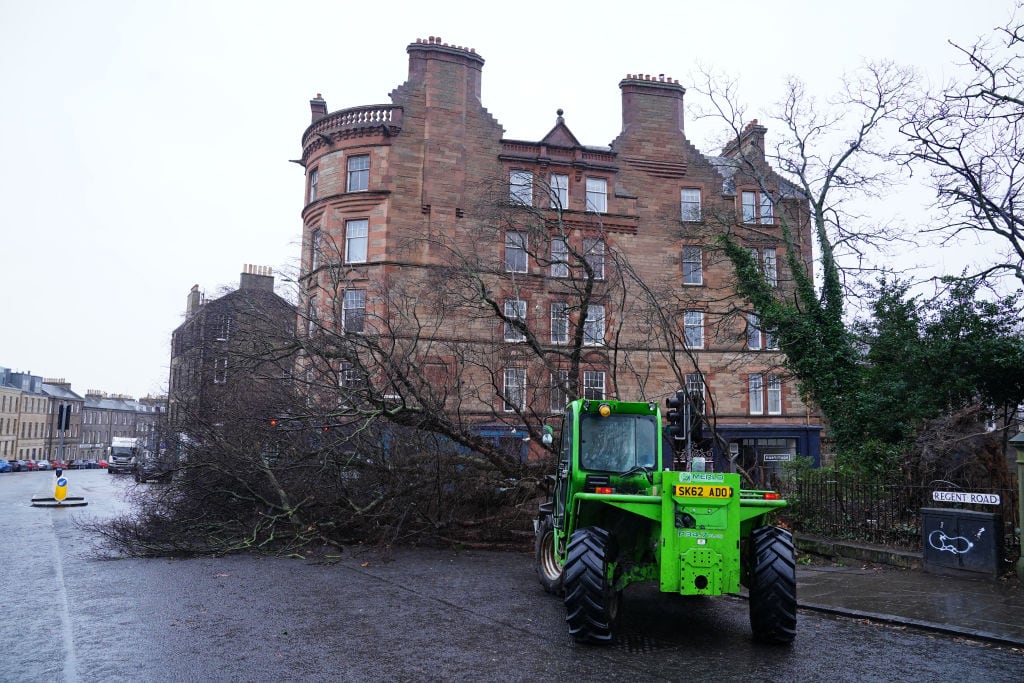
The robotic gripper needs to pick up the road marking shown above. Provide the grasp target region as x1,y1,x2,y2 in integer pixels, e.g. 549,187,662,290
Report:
49,520,79,683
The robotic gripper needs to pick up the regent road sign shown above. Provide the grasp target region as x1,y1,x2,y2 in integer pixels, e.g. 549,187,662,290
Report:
931,491,1001,505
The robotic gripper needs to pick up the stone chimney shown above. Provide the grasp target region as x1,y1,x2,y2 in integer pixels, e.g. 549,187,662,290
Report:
239,264,274,293
722,119,768,160
619,73,687,136
403,36,485,109
310,93,327,123
44,378,71,390
186,284,202,317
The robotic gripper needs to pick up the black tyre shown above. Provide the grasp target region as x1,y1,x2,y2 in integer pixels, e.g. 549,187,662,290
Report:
535,516,564,594
563,526,619,644
748,526,797,644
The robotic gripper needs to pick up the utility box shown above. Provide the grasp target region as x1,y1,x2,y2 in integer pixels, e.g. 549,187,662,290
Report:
921,507,1003,577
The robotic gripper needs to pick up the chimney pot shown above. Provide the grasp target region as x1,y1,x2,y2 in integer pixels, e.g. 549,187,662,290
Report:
310,93,328,123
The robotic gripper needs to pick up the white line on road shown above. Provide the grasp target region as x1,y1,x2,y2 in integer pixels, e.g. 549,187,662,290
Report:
49,517,79,683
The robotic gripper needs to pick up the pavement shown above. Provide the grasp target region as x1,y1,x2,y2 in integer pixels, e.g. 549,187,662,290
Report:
793,540,1024,648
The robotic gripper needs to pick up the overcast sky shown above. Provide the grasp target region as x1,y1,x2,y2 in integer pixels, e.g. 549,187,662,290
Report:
0,0,1016,399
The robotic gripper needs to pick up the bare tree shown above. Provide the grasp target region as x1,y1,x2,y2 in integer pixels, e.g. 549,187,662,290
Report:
692,61,918,288
687,62,919,455
901,8,1024,287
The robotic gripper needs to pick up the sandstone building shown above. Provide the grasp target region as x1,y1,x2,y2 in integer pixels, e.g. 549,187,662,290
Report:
296,37,822,472
0,366,167,464
168,265,296,429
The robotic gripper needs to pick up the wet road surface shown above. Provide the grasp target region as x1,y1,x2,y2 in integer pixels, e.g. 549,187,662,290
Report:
2,469,1022,682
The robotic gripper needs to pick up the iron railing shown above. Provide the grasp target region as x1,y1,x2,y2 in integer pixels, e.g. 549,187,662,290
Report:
775,470,1019,561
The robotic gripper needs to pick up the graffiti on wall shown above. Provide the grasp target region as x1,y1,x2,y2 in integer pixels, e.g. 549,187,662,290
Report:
928,521,986,555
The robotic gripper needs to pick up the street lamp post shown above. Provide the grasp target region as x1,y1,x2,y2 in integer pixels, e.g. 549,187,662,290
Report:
1009,431,1024,581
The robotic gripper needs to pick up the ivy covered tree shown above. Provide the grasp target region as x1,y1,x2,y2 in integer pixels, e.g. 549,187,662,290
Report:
692,61,917,458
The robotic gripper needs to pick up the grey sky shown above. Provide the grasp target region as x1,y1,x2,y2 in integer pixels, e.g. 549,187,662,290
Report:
0,0,1015,398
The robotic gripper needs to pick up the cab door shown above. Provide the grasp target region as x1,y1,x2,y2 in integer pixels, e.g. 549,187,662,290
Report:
552,409,574,530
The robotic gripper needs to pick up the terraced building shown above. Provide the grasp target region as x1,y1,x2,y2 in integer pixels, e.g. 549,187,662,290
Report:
295,37,822,474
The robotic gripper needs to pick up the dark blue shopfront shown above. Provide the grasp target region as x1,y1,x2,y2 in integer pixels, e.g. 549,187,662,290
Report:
703,424,822,484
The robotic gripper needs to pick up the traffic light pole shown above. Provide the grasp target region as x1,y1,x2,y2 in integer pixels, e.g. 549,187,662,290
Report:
684,399,692,461
56,403,69,464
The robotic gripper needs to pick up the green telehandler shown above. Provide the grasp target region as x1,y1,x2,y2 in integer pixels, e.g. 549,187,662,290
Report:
534,397,796,644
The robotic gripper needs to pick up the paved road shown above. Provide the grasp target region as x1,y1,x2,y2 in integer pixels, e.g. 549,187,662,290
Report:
2,469,1022,682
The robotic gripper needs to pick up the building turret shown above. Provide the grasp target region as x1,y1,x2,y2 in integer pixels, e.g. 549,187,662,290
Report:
402,36,485,110
619,74,687,137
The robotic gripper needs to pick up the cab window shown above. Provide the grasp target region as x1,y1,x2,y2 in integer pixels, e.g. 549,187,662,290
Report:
579,414,657,473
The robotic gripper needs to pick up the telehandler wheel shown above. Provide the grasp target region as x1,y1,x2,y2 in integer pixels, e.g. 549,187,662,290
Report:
535,515,564,594
563,526,619,644
748,526,797,644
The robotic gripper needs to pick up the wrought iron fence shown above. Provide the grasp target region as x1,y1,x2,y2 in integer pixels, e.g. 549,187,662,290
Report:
775,470,1020,562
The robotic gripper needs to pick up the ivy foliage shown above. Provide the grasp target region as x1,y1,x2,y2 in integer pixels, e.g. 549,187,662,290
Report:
722,228,1024,474
719,227,861,449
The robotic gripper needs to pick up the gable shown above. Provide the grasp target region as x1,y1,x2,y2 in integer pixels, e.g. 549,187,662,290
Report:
540,120,581,148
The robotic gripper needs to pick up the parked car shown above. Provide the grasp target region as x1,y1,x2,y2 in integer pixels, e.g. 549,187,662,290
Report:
22,460,37,471
51,460,67,470
0,460,11,473
135,455,173,483
35,460,51,471
81,459,98,469
8,460,22,472
97,460,108,469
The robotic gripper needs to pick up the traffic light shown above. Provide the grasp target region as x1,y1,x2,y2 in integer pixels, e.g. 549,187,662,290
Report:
57,404,71,431
665,389,689,444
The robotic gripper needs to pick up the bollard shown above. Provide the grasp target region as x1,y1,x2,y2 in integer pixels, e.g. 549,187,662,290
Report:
30,465,87,507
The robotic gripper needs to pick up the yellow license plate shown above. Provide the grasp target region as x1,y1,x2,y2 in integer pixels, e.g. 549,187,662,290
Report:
674,484,732,498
